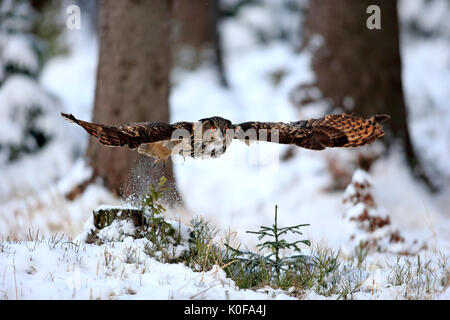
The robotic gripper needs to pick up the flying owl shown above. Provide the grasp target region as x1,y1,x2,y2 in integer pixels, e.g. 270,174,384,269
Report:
61,113,390,164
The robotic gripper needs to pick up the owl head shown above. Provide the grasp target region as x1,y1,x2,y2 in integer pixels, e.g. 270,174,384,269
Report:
197,116,233,158
199,116,233,137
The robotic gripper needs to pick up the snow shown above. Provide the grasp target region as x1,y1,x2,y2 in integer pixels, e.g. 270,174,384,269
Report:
39,27,99,155
351,169,372,185
94,204,139,212
399,0,450,37
2,35,39,73
0,1,449,300
0,239,295,300
0,75,59,144
402,38,450,178
0,0,35,33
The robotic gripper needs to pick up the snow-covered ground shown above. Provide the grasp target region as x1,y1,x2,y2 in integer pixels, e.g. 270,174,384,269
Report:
0,237,295,300
0,2,449,300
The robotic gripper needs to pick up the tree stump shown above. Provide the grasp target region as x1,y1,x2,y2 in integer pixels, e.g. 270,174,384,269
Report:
92,206,145,229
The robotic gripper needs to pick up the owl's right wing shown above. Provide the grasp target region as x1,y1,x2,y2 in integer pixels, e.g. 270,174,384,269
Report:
233,114,390,150
61,113,192,149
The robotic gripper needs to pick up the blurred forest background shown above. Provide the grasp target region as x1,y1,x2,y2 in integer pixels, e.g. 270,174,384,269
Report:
0,0,449,251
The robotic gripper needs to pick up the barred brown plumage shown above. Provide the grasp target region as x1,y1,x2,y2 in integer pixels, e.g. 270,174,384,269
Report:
61,113,390,163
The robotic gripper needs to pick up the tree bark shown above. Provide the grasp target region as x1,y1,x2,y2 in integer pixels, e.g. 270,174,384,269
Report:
174,0,212,49
302,0,436,191
173,0,228,87
88,0,181,203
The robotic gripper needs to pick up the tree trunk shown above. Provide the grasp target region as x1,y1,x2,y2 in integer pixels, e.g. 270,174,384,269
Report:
173,0,228,87
174,0,212,49
211,0,229,87
302,0,436,191
88,0,181,203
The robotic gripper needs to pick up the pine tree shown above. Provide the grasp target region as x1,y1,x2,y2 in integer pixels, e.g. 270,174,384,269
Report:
341,169,420,254
399,0,450,39
0,0,56,162
226,205,311,285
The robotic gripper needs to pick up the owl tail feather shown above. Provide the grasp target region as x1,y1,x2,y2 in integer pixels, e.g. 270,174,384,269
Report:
340,114,390,148
61,113,138,148
374,114,391,123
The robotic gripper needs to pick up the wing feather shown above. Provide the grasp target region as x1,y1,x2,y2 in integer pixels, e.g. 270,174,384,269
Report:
234,114,389,150
61,113,177,149
62,113,389,154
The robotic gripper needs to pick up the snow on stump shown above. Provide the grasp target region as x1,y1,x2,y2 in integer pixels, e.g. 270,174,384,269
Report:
75,204,192,263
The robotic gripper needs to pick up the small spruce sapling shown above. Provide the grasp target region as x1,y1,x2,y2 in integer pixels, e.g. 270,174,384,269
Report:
226,205,311,283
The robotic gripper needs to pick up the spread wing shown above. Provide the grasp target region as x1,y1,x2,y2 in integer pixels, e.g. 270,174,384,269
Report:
233,114,390,150
61,113,192,149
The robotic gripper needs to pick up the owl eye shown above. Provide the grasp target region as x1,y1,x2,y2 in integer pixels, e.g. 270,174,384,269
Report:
210,126,217,131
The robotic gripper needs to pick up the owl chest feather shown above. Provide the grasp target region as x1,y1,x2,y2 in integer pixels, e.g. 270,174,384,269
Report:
137,136,229,161
138,141,175,161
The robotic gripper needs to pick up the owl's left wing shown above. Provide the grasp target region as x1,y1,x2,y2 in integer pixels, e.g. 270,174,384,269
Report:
233,114,390,150
61,113,189,149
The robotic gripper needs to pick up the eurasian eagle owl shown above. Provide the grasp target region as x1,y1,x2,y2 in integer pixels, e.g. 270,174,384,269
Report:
62,113,390,164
